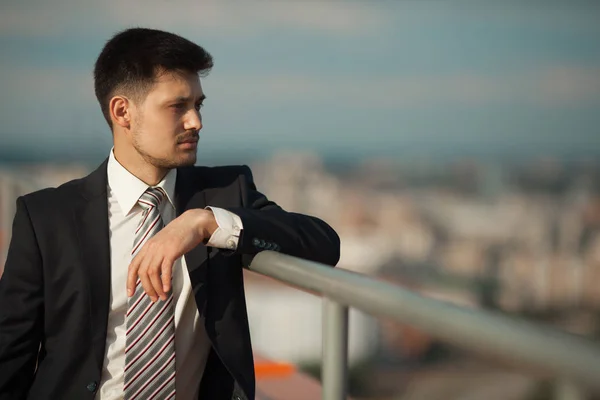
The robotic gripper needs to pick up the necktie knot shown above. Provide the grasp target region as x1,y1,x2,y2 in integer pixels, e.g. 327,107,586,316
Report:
138,187,166,211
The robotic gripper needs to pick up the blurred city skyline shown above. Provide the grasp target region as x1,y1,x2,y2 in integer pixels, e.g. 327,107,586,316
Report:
1,1,600,165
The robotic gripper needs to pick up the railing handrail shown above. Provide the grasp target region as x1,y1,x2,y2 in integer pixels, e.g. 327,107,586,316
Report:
248,251,600,393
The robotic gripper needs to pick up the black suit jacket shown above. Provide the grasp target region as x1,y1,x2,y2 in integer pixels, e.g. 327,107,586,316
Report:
0,159,340,400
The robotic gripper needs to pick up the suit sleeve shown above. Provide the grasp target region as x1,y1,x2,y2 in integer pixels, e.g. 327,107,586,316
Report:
224,166,341,268
0,197,44,399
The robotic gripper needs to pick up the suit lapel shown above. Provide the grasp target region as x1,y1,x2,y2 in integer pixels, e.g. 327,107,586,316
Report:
175,167,209,308
73,158,111,372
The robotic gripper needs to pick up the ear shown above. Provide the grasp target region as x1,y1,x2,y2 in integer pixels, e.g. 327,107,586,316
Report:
109,95,131,129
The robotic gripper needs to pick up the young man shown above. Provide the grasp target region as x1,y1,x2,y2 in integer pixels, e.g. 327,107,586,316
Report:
0,28,340,400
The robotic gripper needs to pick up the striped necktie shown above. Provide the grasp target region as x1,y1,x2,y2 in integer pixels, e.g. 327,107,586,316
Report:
124,187,176,400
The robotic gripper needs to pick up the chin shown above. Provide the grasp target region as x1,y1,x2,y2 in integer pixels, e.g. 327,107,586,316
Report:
151,153,196,169
176,153,197,167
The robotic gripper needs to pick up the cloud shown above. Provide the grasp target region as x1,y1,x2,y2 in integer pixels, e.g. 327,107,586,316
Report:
0,64,98,140
0,0,389,37
1,64,93,99
206,66,600,109
2,61,599,119
0,4,69,37
112,0,388,36
536,66,600,105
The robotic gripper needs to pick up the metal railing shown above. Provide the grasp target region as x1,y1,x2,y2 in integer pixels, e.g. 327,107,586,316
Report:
248,251,600,400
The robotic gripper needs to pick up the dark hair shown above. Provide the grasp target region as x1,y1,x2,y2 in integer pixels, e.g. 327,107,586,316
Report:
93,27,213,127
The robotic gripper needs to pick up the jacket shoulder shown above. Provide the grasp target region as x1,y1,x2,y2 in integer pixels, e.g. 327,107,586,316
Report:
19,175,85,209
189,164,254,188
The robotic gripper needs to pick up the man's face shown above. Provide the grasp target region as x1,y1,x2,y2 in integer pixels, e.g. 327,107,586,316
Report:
129,70,205,169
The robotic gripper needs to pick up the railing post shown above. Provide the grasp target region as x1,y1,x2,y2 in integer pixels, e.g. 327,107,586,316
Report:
322,299,349,400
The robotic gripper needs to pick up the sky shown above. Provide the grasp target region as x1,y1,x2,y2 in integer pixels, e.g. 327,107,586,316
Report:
1,1,600,164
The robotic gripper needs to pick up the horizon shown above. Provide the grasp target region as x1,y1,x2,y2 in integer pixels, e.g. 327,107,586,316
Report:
1,142,599,169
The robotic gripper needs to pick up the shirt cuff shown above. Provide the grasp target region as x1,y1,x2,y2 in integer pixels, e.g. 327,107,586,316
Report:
205,207,243,250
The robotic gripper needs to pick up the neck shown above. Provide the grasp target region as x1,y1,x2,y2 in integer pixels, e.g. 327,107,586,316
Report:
113,144,169,186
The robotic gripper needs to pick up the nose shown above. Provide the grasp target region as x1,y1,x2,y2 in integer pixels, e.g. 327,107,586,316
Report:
184,109,202,131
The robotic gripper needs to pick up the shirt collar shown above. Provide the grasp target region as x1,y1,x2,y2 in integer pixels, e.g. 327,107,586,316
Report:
107,148,177,216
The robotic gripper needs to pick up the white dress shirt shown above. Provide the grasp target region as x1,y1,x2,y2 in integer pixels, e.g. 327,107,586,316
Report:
99,150,243,399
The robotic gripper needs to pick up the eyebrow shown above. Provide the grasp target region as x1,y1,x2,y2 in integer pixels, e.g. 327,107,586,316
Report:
172,94,206,103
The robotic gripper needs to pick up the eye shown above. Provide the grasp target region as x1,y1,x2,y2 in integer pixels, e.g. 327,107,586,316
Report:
171,103,186,110
195,103,204,111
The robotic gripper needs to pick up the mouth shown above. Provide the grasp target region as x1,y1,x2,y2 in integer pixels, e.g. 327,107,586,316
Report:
179,140,198,149
177,135,199,149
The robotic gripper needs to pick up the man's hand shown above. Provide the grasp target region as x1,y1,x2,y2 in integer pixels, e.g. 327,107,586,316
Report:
127,209,218,302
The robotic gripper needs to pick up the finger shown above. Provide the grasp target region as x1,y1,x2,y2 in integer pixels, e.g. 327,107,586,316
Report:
127,253,143,297
160,258,174,294
139,264,158,302
149,258,166,301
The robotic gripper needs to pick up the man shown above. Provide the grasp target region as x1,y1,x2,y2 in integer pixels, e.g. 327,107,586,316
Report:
0,28,340,400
